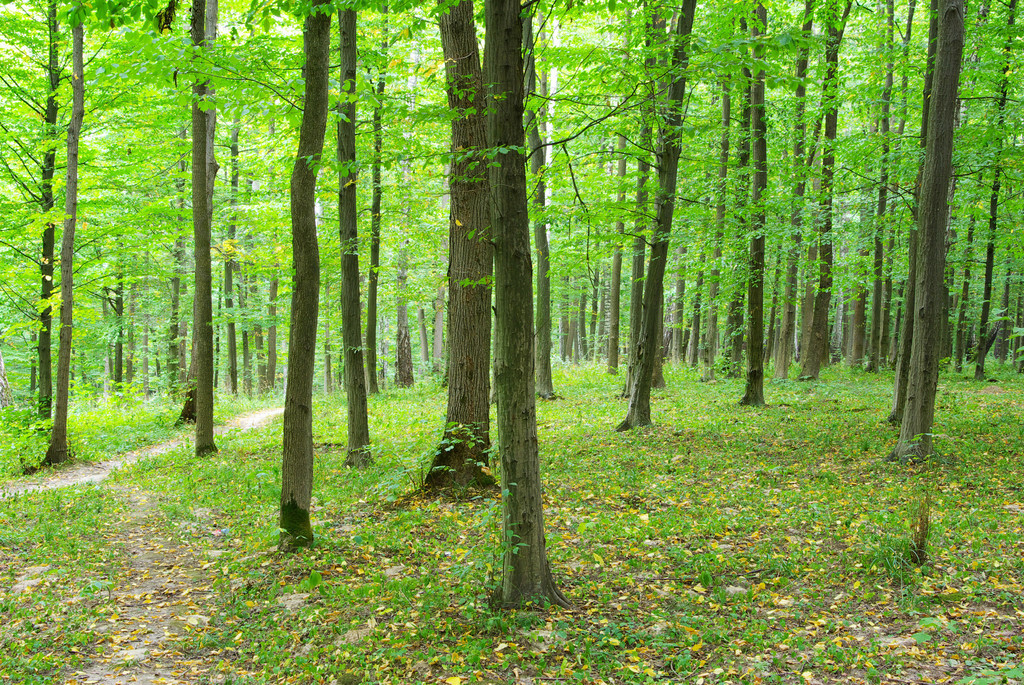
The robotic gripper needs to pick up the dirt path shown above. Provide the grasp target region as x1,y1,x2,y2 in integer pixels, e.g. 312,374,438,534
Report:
0,407,284,499
9,407,286,684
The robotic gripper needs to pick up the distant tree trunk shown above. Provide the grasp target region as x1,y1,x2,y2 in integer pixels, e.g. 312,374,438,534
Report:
366,11,387,395
994,267,1011,362
395,249,415,387
417,308,429,366
280,0,331,551
265,277,278,390
426,0,494,489
954,214,975,371
608,133,627,373
0,347,12,408
526,17,554,399
578,286,589,361
891,0,963,463
485,0,568,609
338,8,371,468
44,19,83,466
741,2,767,407
672,247,686,363
687,262,703,367
432,285,445,373
800,0,852,380
618,1,697,430
189,0,218,456
169,132,187,394
704,80,730,382
224,122,240,395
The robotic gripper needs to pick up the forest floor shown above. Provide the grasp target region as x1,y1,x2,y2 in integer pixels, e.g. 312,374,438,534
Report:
1,366,1022,685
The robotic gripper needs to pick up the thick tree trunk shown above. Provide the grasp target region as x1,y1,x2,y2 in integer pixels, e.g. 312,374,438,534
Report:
485,0,568,609
190,0,218,456
44,20,84,466
338,8,372,468
891,0,963,463
618,1,697,431
279,0,331,551
741,3,768,407
426,0,494,490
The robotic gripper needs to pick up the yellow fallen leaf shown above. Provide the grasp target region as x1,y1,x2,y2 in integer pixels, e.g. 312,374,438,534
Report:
446,678,462,685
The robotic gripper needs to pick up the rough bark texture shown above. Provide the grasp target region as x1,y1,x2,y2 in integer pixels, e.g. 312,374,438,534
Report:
338,8,372,468
740,3,767,407
44,20,84,467
425,0,494,490
618,1,697,431
191,0,217,456
890,0,963,463
279,0,331,551
486,0,568,609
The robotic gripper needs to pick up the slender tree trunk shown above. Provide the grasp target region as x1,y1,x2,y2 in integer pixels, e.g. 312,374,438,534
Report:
704,80,730,382
363,15,387,395
44,20,84,466
426,0,494,489
338,8,371,467
279,0,331,551
618,1,697,431
687,262,703,367
741,2,768,407
224,122,239,394
525,18,554,399
954,214,975,371
800,0,852,380
0,347,12,408
395,250,415,387
891,0,964,463
608,133,627,373
672,247,686,363
432,285,445,372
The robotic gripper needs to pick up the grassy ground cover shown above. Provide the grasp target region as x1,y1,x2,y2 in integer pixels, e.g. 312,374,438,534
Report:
1,365,1021,684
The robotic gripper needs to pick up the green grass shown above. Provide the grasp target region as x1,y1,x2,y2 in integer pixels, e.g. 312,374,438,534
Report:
1,365,1022,684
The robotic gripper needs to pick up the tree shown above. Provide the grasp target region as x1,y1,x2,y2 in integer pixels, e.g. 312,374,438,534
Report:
740,2,767,407
485,0,568,608
365,8,388,396
338,7,371,468
890,0,964,463
617,0,698,431
190,0,217,456
279,0,332,551
43,13,84,467
425,0,494,490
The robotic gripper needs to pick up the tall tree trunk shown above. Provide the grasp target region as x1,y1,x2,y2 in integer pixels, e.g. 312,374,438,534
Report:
338,8,371,467
44,19,84,466
36,0,60,419
525,18,554,399
365,15,387,395
265,277,278,390
618,1,697,431
426,0,494,489
608,134,627,373
395,249,415,387
891,0,964,463
189,0,218,456
279,0,331,551
741,2,768,407
800,0,852,380
224,122,239,395
672,247,686,363
485,0,568,609
432,285,445,372
704,80,730,382
954,213,975,371
687,262,703,367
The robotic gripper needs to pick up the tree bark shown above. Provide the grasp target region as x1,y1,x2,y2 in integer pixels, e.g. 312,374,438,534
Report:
800,0,852,380
525,17,554,399
891,0,964,463
366,12,387,395
607,134,626,373
225,122,240,395
486,0,568,609
741,2,768,407
190,0,218,456
618,1,697,431
704,80,730,382
44,19,84,466
426,0,494,489
279,0,331,551
338,8,372,468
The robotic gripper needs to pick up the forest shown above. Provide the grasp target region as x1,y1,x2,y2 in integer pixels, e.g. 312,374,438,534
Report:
1,0,1022,683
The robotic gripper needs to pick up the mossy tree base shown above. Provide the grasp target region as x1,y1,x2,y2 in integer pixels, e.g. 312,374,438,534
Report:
279,499,313,552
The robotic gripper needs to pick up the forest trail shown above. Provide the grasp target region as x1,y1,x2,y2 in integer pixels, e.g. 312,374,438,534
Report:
2,407,283,684
0,407,284,499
